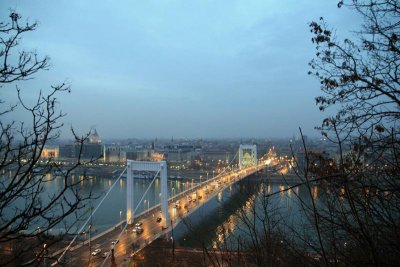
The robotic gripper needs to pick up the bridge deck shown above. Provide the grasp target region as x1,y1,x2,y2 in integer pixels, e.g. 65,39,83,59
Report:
51,163,268,266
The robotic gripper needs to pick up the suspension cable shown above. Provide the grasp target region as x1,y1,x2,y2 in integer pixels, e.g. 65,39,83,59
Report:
55,167,127,265
100,167,161,267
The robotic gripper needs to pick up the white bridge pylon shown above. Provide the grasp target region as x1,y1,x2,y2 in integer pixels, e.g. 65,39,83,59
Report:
126,160,169,228
239,144,257,168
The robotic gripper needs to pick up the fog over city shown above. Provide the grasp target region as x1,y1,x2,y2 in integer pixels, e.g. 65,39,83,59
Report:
3,1,400,266
1,0,359,139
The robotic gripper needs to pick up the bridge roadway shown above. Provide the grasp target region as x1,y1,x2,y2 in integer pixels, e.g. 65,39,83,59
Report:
53,162,268,266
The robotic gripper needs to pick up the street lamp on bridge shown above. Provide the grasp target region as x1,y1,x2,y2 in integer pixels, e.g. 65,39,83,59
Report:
43,243,47,267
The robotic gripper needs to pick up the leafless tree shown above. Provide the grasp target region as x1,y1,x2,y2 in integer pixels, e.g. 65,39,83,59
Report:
309,0,400,141
0,11,94,266
302,1,400,265
191,178,309,267
199,1,400,267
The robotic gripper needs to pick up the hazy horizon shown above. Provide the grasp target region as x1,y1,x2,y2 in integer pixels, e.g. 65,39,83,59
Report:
1,1,360,139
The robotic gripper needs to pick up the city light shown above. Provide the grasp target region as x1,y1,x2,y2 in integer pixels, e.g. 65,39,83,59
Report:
24,142,293,266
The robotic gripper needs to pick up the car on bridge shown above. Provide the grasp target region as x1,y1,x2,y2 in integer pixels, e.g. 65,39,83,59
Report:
101,252,109,258
132,226,144,234
111,240,119,246
135,221,143,227
91,248,102,256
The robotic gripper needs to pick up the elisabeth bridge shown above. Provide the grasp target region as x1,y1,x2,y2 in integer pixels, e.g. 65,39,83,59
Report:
52,144,276,266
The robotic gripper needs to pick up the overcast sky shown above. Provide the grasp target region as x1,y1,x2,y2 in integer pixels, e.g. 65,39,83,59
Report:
1,0,360,139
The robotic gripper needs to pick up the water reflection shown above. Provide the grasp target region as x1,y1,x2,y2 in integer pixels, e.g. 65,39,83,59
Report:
202,179,320,249
279,184,285,195
311,185,318,200
4,173,191,234
217,191,222,202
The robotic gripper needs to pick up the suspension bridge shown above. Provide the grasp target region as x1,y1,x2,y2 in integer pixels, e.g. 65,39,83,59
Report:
50,144,274,266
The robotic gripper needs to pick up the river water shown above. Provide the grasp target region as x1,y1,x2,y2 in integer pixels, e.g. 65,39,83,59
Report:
173,174,310,248
54,174,197,233
4,171,312,248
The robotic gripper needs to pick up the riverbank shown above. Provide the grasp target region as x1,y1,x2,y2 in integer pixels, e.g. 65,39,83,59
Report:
127,238,210,267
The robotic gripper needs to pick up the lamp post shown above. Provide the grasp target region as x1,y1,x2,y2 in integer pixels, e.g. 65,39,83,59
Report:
88,224,92,253
172,188,175,200
43,243,47,267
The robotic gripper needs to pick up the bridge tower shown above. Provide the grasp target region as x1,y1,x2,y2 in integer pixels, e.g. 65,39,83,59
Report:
126,160,169,229
239,144,257,168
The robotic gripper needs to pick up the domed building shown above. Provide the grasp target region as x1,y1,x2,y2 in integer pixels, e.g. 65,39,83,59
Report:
88,129,101,144
59,129,103,160
78,129,103,160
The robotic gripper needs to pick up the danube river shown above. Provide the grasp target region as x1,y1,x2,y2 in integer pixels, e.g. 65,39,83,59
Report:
4,170,312,248
50,173,199,234
173,174,311,248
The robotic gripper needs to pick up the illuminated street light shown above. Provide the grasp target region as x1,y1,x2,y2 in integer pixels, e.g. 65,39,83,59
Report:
88,224,92,250
43,243,47,267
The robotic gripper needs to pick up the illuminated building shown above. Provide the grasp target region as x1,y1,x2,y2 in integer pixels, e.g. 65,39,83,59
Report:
41,146,59,159
59,129,103,160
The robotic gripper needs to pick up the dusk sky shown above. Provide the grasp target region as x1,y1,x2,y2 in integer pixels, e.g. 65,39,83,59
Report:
1,1,360,139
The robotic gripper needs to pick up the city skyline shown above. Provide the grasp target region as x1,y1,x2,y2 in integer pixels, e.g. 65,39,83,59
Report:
1,1,360,139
